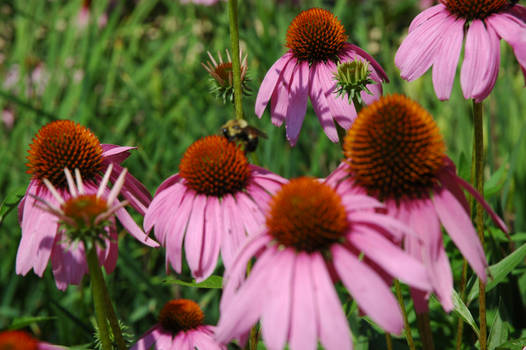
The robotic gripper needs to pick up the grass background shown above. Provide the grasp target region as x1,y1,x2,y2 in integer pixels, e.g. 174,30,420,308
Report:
0,0,525,348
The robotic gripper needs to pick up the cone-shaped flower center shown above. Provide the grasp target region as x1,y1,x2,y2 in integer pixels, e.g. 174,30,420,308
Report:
27,120,103,188
286,8,347,64
266,177,349,252
159,299,204,334
62,194,109,226
214,62,233,87
344,95,446,201
0,331,39,350
179,135,251,197
441,0,510,19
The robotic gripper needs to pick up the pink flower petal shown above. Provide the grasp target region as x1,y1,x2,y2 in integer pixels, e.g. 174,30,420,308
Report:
260,249,295,350
348,227,432,291
288,253,317,350
432,188,487,281
166,192,195,273
395,9,449,81
184,194,208,280
308,63,338,142
220,194,247,268
144,182,187,240
343,43,389,82
285,62,310,146
360,81,382,106
311,253,352,350
332,245,403,334
198,197,222,281
51,238,88,290
101,144,133,162
255,52,294,118
349,211,416,241
115,206,159,247
270,59,296,127
431,16,464,100
108,162,152,215
408,4,446,33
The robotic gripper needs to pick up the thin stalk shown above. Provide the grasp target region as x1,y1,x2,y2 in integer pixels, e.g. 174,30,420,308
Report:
385,333,393,350
86,245,112,350
472,100,486,350
228,0,243,120
416,312,435,350
455,259,469,350
394,280,416,350
86,243,127,350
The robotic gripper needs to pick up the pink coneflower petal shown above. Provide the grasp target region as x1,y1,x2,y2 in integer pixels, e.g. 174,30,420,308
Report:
340,194,383,211
236,193,265,236
473,25,501,101
289,253,317,350
348,211,415,241
395,9,449,81
311,253,352,350
270,60,296,127
166,192,195,273
260,249,294,350
101,144,134,161
199,198,222,280
332,244,403,335
115,207,158,247
360,82,382,105
432,16,463,100
409,4,445,33
432,188,487,281
285,62,309,145
219,194,246,268
144,182,185,239
184,195,209,280
51,239,87,290
348,228,431,291
309,66,338,142
256,52,293,118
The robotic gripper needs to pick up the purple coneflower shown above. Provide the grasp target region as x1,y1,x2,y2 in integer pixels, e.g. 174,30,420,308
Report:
216,177,432,350
0,330,65,350
396,0,526,101
144,135,285,282
132,299,226,350
335,94,508,311
255,8,388,146
17,120,158,290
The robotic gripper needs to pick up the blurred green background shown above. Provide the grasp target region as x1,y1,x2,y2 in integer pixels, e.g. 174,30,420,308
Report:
1,0,525,348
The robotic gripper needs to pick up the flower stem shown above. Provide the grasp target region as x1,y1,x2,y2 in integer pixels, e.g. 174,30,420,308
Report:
472,100,486,350
455,259,469,350
86,244,128,350
416,312,435,350
385,333,393,350
228,0,243,120
394,280,416,350
86,245,113,350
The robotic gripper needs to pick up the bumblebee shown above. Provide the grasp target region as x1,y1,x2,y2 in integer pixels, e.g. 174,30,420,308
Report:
221,119,267,153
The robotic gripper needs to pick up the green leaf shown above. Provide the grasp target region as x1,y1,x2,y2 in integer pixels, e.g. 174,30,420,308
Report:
468,243,526,303
484,163,508,198
488,301,509,350
0,186,26,226
495,338,526,349
9,316,56,330
452,290,479,337
162,275,223,289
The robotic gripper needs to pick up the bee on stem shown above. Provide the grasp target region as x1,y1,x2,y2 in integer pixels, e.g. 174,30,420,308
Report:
221,119,267,153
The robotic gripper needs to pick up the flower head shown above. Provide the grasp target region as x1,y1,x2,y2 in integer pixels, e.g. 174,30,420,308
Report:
338,94,508,311
216,177,432,350
17,120,158,290
131,299,226,350
202,49,251,103
145,135,285,282
0,330,64,350
255,8,389,146
395,0,526,101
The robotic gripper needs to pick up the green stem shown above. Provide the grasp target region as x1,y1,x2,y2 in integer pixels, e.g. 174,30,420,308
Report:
416,312,435,350
385,333,393,350
472,100,486,350
86,245,112,350
394,280,416,350
86,244,128,350
455,259,469,350
228,0,243,120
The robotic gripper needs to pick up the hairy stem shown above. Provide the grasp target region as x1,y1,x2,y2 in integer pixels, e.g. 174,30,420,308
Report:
416,312,435,350
394,280,416,350
228,0,243,120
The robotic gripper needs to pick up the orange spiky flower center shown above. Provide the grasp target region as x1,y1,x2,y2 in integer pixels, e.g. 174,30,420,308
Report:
286,8,347,63
344,94,446,201
441,0,511,19
179,135,251,197
26,120,103,189
159,299,204,334
266,177,349,252
0,330,39,350
62,194,109,226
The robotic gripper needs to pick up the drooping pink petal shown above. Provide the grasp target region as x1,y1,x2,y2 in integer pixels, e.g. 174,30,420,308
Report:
285,61,309,146
432,188,487,281
107,162,152,215
101,144,133,163
332,244,403,334
260,249,295,350
308,63,338,142
270,59,296,127
288,253,317,350
102,230,119,274
338,193,383,212
360,81,382,106
311,253,352,350
172,331,188,349
184,194,208,280
255,52,294,118
130,326,159,350
220,194,248,268
461,20,496,100
473,24,500,102
191,327,225,350
431,15,464,100
395,9,450,81
348,227,431,291
349,211,416,241
409,4,447,32
51,238,88,290
197,197,222,281
115,206,159,247
166,191,195,273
